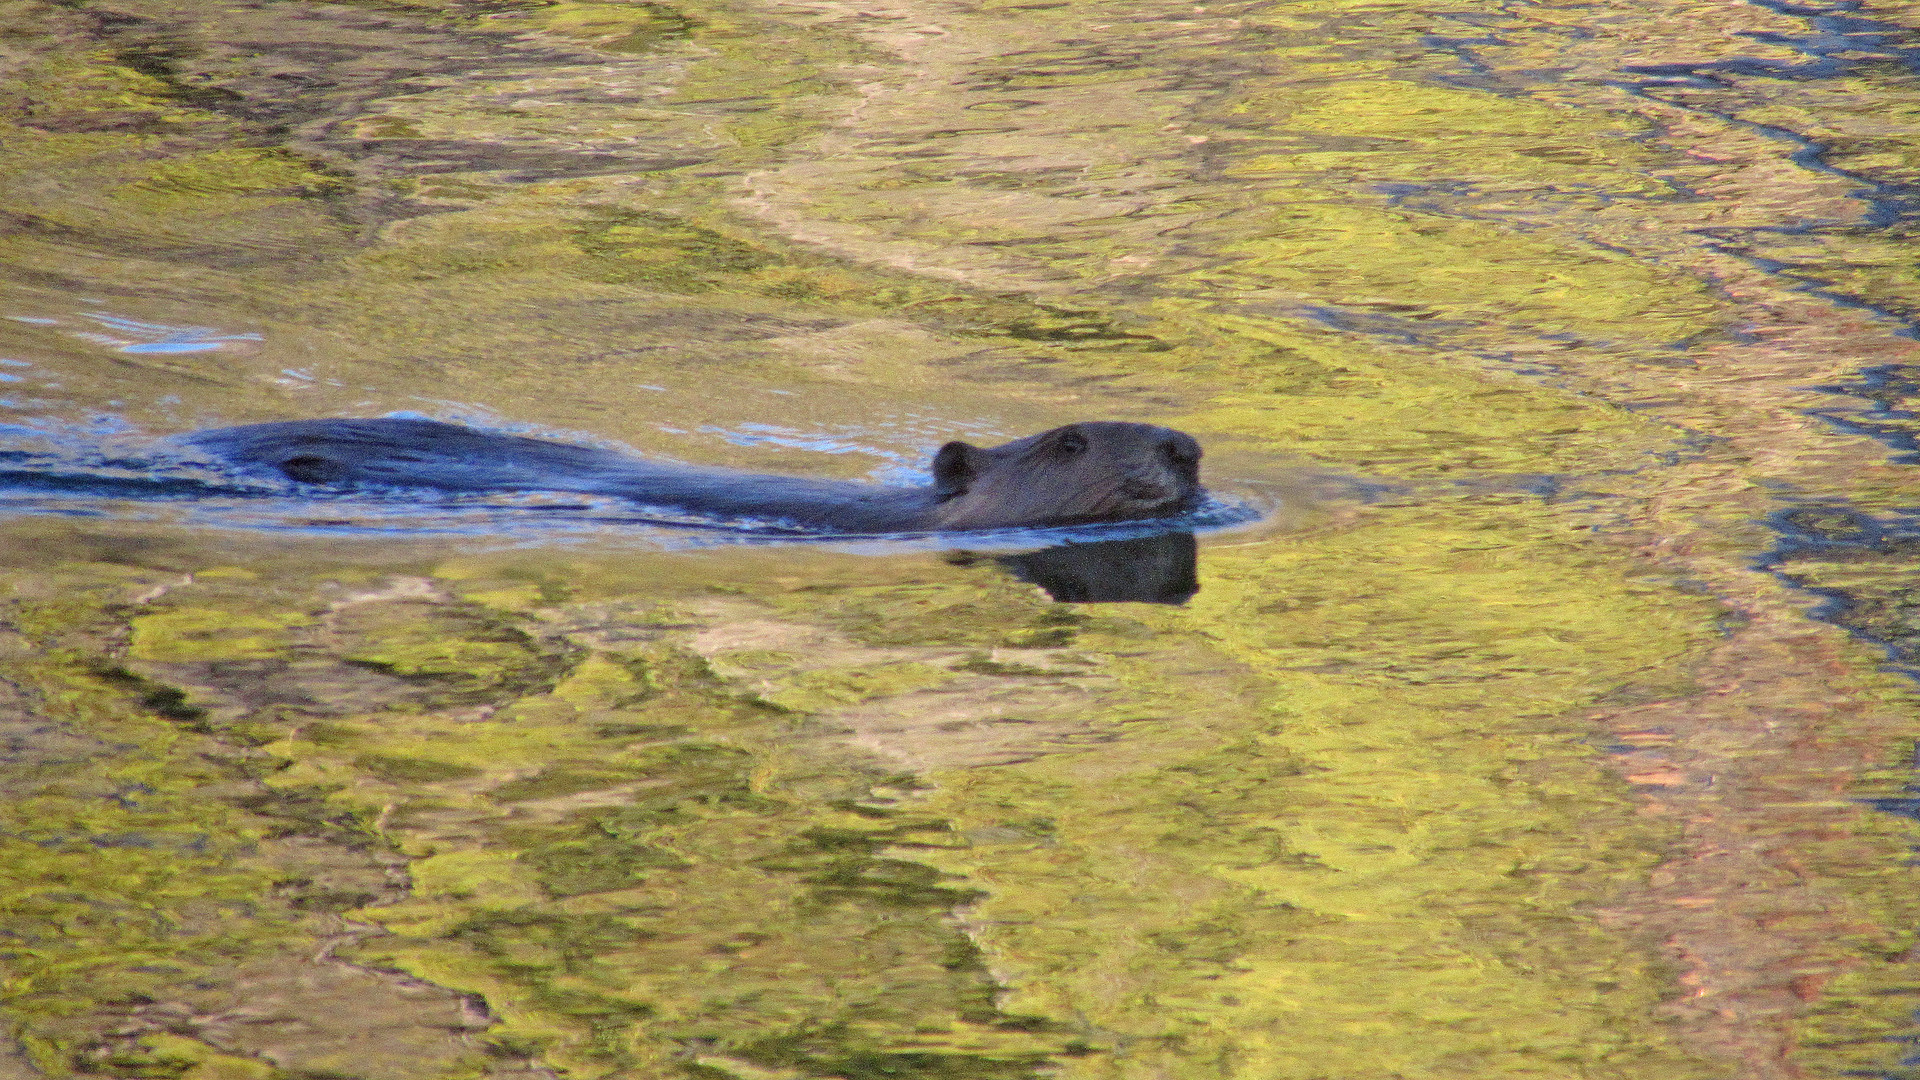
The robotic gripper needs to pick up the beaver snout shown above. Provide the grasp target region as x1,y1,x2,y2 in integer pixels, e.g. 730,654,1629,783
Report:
1160,432,1201,467
1119,478,1175,502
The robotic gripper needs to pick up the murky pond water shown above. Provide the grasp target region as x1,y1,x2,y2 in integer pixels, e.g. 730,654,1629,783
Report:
6,0,1920,1077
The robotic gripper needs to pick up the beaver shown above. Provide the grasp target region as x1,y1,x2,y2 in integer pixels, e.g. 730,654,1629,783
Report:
187,417,1205,533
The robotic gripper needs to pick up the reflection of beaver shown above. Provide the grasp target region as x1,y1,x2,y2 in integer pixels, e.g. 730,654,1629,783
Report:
998,531,1199,604
189,417,1205,533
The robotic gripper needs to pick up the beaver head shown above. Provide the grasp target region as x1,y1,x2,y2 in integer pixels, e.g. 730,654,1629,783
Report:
927,421,1203,531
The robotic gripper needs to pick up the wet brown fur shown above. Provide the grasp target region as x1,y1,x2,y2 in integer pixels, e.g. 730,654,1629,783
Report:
190,418,1205,534
928,422,1202,530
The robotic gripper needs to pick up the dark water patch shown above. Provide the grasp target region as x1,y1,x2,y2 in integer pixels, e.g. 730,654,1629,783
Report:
339,140,708,183
1809,364,1920,463
1779,496,1920,1078
1765,503,1920,672
727,1045,1061,1080
1694,231,1920,331
1619,0,1920,86
112,40,250,113
976,308,1171,350
1597,0,1920,336
573,208,782,289
0,208,345,276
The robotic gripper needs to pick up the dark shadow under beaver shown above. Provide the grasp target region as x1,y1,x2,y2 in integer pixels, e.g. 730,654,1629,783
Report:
995,531,1199,604
189,417,1206,534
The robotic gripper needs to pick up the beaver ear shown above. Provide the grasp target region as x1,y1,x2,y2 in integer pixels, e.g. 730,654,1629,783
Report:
932,441,984,496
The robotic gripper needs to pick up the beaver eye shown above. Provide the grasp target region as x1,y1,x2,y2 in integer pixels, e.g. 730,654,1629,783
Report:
1055,430,1087,455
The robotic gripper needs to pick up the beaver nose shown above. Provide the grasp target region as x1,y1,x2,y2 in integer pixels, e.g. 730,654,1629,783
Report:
1160,434,1201,467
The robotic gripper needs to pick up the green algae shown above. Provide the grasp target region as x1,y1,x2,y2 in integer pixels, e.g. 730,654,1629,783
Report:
354,754,488,784
114,1034,277,1080
842,504,1729,1079
1112,306,1685,478
114,148,344,207
1201,202,1725,347
573,209,782,291
4,539,1733,1078
333,604,573,701
340,158,1700,484
322,636,1078,1077
0,570,317,1079
1224,79,1671,195
541,1,702,54
129,609,313,663
0,35,353,269
723,658,958,713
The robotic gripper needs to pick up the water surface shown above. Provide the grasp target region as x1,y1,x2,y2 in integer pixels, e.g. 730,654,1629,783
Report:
5,0,1920,1078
